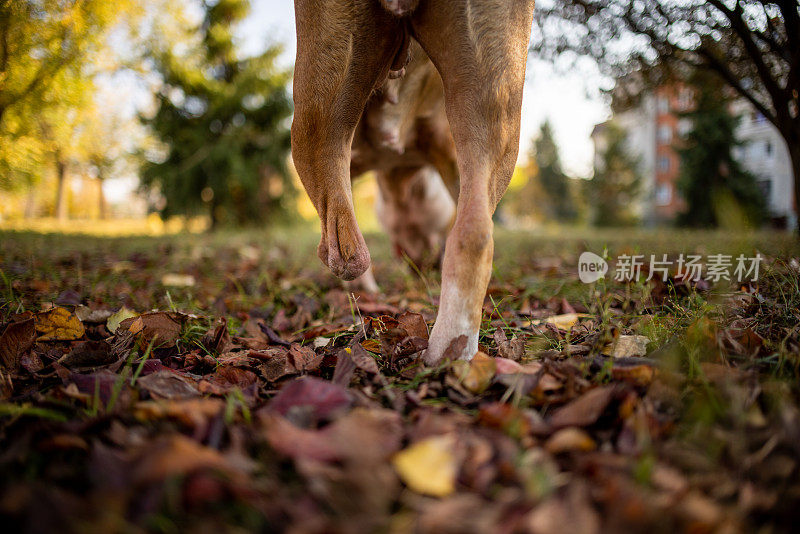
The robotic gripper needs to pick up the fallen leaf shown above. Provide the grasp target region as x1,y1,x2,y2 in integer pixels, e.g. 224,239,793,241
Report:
0,317,35,371
133,435,238,484
535,313,593,331
478,402,532,438
138,371,200,399
611,363,656,387
602,335,650,358
134,398,224,427
494,328,525,361
494,357,524,375
545,427,597,454
526,482,600,534
35,307,85,341
258,349,295,382
393,435,457,497
262,407,403,464
161,273,196,287
397,311,428,339
60,341,115,368
266,376,351,425
360,338,382,353
106,307,137,334
351,343,380,374
74,306,112,324
441,335,469,362
548,386,615,428
286,343,322,372
199,366,258,395
119,311,182,347
332,348,357,386
453,351,496,394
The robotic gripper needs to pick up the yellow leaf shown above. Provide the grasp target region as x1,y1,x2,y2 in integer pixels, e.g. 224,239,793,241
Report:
536,313,593,331
161,273,195,287
393,435,457,497
611,364,656,387
455,351,496,394
107,307,137,334
545,427,597,454
35,307,85,341
360,339,381,353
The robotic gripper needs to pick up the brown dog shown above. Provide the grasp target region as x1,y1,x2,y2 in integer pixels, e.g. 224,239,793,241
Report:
291,0,535,364
351,41,456,274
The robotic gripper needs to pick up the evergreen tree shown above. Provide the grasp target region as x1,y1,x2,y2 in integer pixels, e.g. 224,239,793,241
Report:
535,121,576,222
676,75,766,228
589,122,641,226
141,0,293,228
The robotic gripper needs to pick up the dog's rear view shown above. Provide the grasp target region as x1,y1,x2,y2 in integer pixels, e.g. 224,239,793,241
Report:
291,0,535,364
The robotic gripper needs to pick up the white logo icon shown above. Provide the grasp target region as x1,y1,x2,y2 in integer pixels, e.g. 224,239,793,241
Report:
578,251,608,283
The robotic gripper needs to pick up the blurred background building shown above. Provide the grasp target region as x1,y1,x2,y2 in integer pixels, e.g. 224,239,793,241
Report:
592,84,796,230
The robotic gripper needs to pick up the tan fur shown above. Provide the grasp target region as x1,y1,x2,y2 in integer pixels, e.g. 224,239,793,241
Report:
292,0,535,363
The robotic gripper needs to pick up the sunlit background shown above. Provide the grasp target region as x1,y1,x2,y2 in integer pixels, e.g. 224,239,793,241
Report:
0,0,796,235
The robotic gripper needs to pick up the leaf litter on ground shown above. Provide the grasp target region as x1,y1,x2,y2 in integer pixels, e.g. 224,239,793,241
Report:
0,230,799,532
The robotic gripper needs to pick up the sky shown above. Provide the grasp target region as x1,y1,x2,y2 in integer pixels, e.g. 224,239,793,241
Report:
239,0,611,178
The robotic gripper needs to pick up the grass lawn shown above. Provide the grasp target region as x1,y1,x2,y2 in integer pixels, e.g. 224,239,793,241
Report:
1,225,799,532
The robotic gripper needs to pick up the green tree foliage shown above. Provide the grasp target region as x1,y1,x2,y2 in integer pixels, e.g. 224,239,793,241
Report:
676,76,766,229
589,122,641,226
140,0,293,228
0,0,135,195
535,121,577,222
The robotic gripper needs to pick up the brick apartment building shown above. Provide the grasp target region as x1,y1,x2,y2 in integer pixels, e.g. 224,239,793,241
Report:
592,83,797,229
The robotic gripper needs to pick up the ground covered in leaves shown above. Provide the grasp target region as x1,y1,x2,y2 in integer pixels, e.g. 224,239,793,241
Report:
1,227,800,533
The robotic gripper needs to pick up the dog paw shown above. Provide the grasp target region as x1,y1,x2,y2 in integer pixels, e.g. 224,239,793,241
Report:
318,211,370,281
423,329,478,366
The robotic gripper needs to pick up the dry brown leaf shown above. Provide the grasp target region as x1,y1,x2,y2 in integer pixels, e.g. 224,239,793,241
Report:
548,386,615,428
134,398,224,427
133,435,237,484
138,371,200,399
119,311,181,347
397,311,429,339
286,343,322,371
0,317,35,371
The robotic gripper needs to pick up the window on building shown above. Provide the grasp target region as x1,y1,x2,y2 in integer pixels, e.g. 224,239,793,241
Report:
658,156,671,172
657,125,672,144
655,183,672,206
657,97,670,114
765,141,773,156
677,119,692,137
676,89,693,111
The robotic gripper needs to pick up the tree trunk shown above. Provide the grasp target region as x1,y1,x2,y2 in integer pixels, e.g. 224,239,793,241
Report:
54,158,68,221
24,182,36,218
790,140,800,237
208,197,219,232
97,177,107,220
